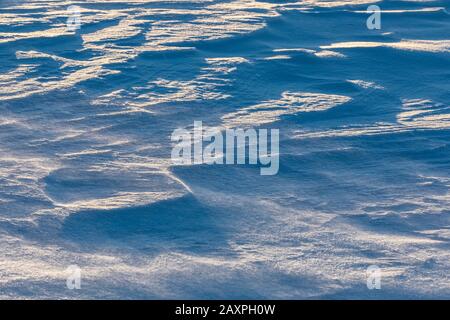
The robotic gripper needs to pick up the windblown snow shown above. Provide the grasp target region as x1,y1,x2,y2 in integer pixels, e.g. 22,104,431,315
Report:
0,0,449,299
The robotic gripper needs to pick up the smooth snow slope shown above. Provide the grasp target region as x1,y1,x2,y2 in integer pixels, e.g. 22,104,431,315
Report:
0,0,449,299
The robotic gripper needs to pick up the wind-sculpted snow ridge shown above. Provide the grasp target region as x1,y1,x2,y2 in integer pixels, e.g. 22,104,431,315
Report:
0,0,450,299
0,0,281,101
322,39,450,53
93,57,250,108
222,92,351,128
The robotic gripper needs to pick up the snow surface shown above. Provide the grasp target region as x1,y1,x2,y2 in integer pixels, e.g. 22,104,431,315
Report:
0,0,449,299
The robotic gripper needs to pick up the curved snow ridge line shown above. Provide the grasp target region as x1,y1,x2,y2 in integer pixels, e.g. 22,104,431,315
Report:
0,152,59,218
142,0,281,50
41,172,191,213
293,98,450,139
50,190,186,211
40,153,193,212
0,113,194,216
2,1,280,101
272,48,347,59
398,99,450,129
0,0,211,10
81,17,147,44
1,0,383,47
0,65,119,101
347,79,385,90
0,65,38,85
0,148,192,216
221,91,352,128
0,0,387,103
1,0,280,47
0,27,70,44
360,192,450,218
321,39,450,53
352,7,446,14
93,57,250,108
